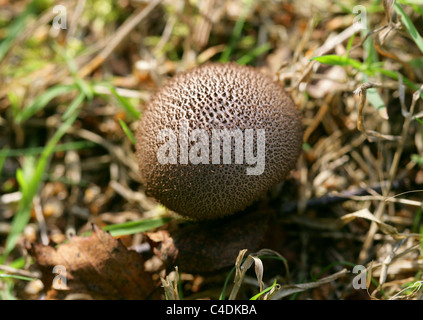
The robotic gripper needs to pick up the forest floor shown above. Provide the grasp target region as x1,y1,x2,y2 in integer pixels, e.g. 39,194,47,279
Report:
1,0,423,300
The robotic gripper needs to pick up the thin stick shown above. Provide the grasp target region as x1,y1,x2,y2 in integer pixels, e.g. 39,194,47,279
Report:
280,179,406,213
0,265,40,279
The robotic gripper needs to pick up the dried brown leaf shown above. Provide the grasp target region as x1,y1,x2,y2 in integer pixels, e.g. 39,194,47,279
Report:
29,224,157,300
161,266,180,300
340,208,419,240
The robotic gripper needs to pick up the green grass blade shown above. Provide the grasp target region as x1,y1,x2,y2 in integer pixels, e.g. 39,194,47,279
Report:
394,2,423,54
219,267,235,300
102,217,171,237
15,84,77,124
333,0,353,13
26,109,80,201
55,44,94,102
315,54,423,99
410,57,423,68
346,33,356,53
311,55,365,70
3,101,81,258
75,77,93,101
0,140,96,158
62,91,85,120
0,274,36,282
8,257,26,269
0,147,7,176
3,200,32,260
397,0,423,15
236,42,272,65
250,279,277,300
7,92,21,119
420,225,423,254
397,0,423,4
15,168,27,195
108,85,141,120
118,119,136,145
0,1,35,61
366,88,386,110
362,73,386,111
412,207,422,233
411,154,423,164
220,0,254,62
374,68,422,95
359,14,386,112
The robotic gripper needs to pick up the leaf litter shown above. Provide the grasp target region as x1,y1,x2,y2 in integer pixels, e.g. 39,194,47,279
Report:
28,224,158,300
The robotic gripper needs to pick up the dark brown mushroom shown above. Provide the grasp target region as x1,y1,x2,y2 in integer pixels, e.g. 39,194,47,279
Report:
136,62,302,220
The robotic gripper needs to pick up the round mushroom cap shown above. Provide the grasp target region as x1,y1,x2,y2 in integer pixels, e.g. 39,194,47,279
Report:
136,63,302,220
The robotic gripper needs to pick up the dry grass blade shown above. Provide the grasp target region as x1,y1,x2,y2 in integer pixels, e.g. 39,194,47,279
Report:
257,248,291,284
366,241,422,299
381,243,422,291
229,249,261,300
338,193,423,207
229,249,289,300
389,281,423,300
340,208,421,240
378,238,407,286
0,264,40,279
353,82,402,142
271,269,348,300
161,267,180,300
262,283,281,300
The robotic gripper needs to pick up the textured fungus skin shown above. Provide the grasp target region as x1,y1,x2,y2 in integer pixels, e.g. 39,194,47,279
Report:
136,63,302,220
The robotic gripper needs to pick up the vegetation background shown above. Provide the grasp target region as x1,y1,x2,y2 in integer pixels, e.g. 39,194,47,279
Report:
0,0,423,300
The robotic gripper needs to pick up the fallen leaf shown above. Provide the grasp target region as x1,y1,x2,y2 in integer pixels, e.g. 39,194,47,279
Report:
340,208,408,240
29,224,158,300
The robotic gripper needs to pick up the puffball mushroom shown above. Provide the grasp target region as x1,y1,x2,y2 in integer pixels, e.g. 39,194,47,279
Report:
135,63,302,220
